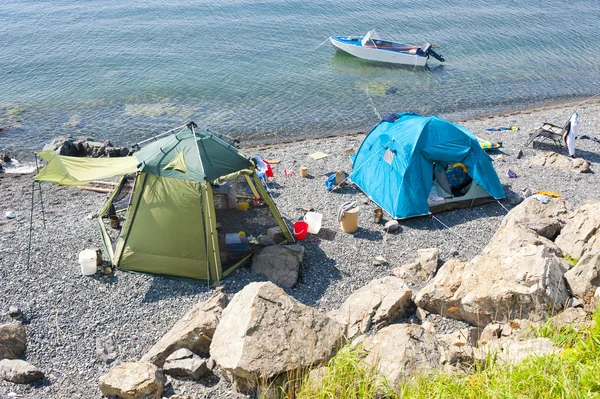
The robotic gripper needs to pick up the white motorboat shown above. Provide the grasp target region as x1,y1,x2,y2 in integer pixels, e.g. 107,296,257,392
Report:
329,30,444,67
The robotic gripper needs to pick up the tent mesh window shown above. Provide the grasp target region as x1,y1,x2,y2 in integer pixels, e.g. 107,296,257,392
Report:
101,174,135,248
213,175,280,269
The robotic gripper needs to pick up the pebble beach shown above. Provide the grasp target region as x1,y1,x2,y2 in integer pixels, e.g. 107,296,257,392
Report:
2,99,600,398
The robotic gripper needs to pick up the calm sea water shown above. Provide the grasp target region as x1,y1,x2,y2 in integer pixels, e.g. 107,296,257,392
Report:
1,0,599,157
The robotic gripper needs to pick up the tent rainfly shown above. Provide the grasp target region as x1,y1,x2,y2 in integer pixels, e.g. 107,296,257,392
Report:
350,113,505,219
34,122,293,281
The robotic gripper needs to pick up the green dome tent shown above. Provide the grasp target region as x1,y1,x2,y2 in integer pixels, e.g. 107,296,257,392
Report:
34,123,293,281
351,113,505,219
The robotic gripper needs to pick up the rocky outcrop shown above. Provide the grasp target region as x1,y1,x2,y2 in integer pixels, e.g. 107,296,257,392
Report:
392,248,440,281
0,359,43,384
415,199,571,327
0,323,26,360
210,282,343,392
502,197,572,240
99,362,165,399
474,338,556,365
555,199,600,260
251,244,304,288
358,324,441,387
163,349,209,379
437,327,478,365
564,252,600,299
328,276,412,339
140,292,229,367
43,136,129,158
528,152,592,173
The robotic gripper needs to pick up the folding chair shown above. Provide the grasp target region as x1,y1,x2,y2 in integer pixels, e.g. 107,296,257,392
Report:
525,119,570,149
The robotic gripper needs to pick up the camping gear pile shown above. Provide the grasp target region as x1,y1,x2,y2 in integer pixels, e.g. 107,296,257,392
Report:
34,122,293,281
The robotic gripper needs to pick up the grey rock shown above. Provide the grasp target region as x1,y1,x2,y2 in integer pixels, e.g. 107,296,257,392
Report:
478,323,502,345
0,323,26,360
99,362,165,399
474,338,556,365
8,306,22,319
252,234,277,246
372,255,388,266
384,220,399,233
555,199,600,260
359,324,441,388
0,359,44,384
528,152,592,173
564,252,600,299
210,282,343,392
392,248,439,281
328,276,413,339
415,200,571,327
95,335,118,364
140,292,229,367
507,191,522,205
251,244,304,288
551,307,589,329
43,136,78,156
163,348,208,379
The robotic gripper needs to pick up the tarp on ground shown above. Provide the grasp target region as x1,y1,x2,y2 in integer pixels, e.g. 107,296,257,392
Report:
34,150,138,185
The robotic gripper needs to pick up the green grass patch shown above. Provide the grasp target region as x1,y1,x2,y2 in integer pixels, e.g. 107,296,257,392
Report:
562,255,579,268
280,307,600,399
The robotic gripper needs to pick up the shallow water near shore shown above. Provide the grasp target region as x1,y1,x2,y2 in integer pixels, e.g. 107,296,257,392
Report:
1,0,599,157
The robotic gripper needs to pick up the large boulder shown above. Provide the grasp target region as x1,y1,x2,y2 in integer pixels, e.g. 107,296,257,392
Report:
392,248,440,281
528,152,592,173
251,244,304,288
358,324,441,388
43,135,78,156
564,252,600,300
0,323,26,360
163,348,209,379
210,282,343,391
501,197,572,240
0,359,44,384
328,276,412,339
555,200,600,260
99,362,165,399
415,199,571,327
140,292,229,367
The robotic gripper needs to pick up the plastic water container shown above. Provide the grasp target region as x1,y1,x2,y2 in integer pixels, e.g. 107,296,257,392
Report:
78,249,97,276
293,221,309,240
304,212,323,234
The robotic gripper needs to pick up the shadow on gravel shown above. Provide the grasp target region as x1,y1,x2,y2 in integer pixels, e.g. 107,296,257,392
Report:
353,228,384,241
403,201,508,231
141,277,212,304
527,142,600,164
294,241,341,307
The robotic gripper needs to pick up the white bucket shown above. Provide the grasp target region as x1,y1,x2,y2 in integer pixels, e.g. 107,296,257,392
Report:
79,249,97,276
304,212,323,234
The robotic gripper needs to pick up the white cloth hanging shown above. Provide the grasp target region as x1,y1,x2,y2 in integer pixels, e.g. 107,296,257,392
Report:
567,112,578,157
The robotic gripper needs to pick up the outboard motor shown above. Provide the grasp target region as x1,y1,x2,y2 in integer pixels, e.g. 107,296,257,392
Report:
421,42,445,62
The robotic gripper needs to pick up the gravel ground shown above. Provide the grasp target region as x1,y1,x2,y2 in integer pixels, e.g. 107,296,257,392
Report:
1,99,600,398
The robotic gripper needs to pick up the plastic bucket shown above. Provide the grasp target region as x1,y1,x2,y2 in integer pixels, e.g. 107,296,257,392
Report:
304,212,323,234
79,249,97,276
293,221,309,240
340,207,359,233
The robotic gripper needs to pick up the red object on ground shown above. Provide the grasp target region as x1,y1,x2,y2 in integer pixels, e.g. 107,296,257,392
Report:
264,161,274,178
293,221,309,240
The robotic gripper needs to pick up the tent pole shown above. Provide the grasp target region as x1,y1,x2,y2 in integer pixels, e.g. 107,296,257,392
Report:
33,154,46,229
26,181,35,270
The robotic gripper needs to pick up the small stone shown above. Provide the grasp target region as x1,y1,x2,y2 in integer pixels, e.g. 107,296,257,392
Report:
5,211,16,219
342,147,355,156
421,321,435,333
449,247,459,257
8,306,22,319
301,204,314,212
507,192,522,205
384,220,399,233
595,287,600,298
568,297,584,308
496,155,504,162
103,267,113,275
415,307,428,321
372,256,389,266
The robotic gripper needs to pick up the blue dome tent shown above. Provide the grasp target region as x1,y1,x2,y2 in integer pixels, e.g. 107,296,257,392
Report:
350,113,505,219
